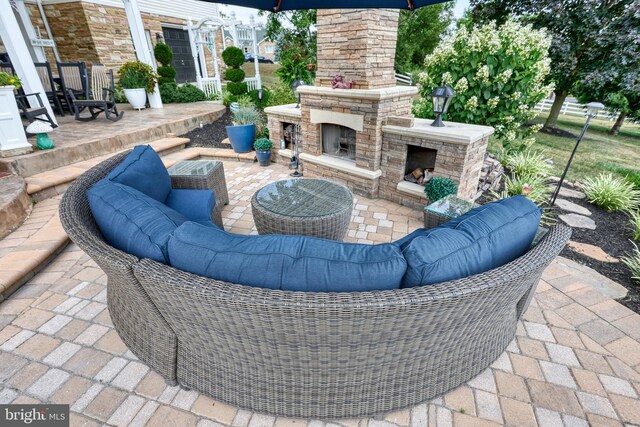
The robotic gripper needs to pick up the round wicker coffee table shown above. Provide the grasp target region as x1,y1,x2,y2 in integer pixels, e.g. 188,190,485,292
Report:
251,178,353,241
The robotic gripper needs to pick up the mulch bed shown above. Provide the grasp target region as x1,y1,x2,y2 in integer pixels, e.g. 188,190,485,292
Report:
539,126,578,139
553,191,640,313
181,110,234,148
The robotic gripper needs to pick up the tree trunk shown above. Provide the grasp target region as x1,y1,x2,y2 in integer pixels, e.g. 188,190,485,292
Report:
544,91,569,129
608,111,627,135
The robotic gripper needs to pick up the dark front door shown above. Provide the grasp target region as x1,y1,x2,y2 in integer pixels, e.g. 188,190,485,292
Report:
162,27,197,84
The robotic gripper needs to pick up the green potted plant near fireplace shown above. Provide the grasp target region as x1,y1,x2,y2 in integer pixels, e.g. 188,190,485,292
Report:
254,137,273,166
118,61,158,110
226,104,260,153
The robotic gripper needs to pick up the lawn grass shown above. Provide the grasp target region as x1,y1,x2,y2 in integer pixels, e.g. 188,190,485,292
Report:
488,113,640,183
242,62,281,88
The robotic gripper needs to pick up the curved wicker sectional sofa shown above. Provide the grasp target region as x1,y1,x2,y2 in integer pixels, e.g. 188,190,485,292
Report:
59,151,572,418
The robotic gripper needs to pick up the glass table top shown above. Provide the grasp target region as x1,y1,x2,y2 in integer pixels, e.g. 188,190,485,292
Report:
255,179,353,218
424,194,479,219
167,160,220,176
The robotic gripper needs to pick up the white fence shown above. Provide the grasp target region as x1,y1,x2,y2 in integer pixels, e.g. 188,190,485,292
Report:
244,77,260,92
200,77,221,98
395,72,413,85
535,98,614,120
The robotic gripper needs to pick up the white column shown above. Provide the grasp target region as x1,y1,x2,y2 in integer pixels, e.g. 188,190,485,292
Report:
198,31,208,80
14,0,47,63
250,16,261,90
122,0,162,108
0,0,56,126
187,19,203,91
210,29,221,93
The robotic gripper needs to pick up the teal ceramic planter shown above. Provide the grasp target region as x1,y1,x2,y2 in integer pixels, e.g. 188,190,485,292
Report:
226,124,255,153
256,150,271,166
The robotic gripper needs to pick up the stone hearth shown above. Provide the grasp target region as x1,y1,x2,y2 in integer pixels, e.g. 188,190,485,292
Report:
265,8,494,207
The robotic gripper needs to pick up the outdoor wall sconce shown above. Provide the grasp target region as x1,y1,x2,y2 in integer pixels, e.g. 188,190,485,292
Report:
431,85,455,127
291,79,305,108
549,101,605,206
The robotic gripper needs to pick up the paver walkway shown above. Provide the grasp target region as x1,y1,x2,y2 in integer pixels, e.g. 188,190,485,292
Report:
1,160,640,427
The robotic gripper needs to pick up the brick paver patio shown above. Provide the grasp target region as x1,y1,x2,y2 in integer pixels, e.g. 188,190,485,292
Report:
1,160,640,426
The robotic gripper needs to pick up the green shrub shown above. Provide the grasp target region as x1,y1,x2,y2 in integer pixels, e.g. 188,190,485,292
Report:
222,46,245,68
159,82,178,103
222,90,234,107
629,210,640,241
582,173,640,211
266,83,297,106
114,84,126,103
424,177,458,202
598,162,640,189
232,104,261,126
0,71,21,89
157,66,176,79
227,82,248,96
248,88,271,108
173,83,206,103
621,242,640,283
118,61,158,93
224,68,245,83
499,174,551,206
503,150,552,178
254,137,273,151
154,43,173,66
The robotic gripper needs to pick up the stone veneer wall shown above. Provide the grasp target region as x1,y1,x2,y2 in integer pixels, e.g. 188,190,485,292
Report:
299,91,413,172
265,107,301,166
379,131,490,208
315,9,399,89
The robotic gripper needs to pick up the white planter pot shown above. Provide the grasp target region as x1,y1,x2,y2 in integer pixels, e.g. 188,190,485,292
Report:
124,88,147,110
0,85,32,157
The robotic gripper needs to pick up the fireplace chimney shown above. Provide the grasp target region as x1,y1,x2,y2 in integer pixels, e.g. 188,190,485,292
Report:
315,9,400,90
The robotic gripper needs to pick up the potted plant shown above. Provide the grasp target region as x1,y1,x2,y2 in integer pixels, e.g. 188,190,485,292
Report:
254,137,273,166
118,61,158,110
226,104,260,153
424,177,458,202
0,72,32,156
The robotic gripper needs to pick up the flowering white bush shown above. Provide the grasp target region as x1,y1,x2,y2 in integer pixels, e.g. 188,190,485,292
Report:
414,19,554,145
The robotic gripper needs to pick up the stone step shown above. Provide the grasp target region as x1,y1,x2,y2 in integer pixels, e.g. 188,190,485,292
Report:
0,175,32,239
26,138,189,201
0,106,225,178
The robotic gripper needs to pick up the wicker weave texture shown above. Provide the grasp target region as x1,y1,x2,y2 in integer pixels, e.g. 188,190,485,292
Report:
60,152,571,419
251,180,353,241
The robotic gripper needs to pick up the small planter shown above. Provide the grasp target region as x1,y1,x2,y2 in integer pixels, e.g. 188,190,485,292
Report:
226,124,255,153
0,85,32,157
256,150,271,166
124,88,147,110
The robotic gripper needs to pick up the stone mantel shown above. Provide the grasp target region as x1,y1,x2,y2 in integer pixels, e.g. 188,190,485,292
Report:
383,119,494,146
263,104,301,120
297,85,418,101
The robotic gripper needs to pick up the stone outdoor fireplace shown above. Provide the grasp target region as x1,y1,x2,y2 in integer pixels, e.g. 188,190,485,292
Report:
265,8,494,208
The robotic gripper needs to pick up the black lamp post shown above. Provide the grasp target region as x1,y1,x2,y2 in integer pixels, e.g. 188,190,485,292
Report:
291,79,305,108
257,89,263,109
549,101,605,206
430,85,455,127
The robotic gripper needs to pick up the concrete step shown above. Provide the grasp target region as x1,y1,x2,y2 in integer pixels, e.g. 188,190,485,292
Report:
0,175,32,239
27,138,189,201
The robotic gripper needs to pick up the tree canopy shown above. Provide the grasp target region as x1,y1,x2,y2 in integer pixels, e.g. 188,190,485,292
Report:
395,3,454,73
470,0,636,129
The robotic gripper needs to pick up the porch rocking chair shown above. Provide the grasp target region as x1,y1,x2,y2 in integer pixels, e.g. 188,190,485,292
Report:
34,62,65,116
69,65,123,122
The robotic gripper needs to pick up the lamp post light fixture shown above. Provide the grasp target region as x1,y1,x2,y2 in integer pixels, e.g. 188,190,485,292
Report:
291,78,305,108
430,85,455,127
257,88,263,109
549,101,605,206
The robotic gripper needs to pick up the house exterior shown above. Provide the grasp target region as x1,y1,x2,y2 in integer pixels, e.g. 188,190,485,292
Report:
257,38,275,61
1,0,224,83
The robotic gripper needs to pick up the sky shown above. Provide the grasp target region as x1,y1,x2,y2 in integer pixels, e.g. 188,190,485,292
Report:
219,0,470,26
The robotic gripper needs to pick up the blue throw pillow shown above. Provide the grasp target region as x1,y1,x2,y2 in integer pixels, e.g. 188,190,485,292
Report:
400,196,541,288
107,145,171,203
168,222,407,292
88,179,186,263
165,189,217,224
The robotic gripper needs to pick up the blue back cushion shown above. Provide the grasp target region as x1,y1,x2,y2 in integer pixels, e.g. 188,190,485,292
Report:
399,196,541,288
168,222,407,292
88,179,186,263
107,145,171,203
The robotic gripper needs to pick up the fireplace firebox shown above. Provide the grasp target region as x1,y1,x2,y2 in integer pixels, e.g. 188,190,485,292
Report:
322,124,356,161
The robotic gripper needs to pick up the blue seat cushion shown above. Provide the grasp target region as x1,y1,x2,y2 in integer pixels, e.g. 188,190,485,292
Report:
165,188,217,225
107,145,171,203
399,196,541,288
87,179,186,263
168,222,407,292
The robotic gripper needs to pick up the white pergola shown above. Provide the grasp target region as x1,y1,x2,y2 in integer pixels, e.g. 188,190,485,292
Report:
186,13,262,97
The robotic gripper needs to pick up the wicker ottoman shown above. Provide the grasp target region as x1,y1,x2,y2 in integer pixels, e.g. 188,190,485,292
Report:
167,160,229,228
251,178,353,241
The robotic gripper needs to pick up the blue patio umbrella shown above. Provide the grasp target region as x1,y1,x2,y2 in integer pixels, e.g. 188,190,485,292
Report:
214,0,451,12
